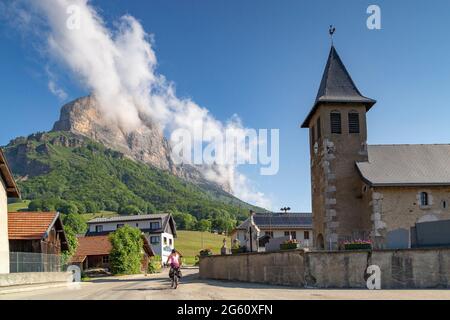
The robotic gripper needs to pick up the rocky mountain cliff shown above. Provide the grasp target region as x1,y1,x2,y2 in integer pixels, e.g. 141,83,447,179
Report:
51,96,231,193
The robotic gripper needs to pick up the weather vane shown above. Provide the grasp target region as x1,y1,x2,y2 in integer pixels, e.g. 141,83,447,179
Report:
329,25,336,45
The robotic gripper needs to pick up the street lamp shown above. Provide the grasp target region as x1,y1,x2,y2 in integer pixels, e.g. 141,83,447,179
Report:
280,207,291,213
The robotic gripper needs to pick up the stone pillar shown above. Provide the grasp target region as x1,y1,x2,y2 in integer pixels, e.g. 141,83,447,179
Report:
220,238,228,255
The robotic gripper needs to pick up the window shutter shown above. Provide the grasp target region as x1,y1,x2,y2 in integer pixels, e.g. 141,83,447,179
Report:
348,113,360,133
330,112,341,134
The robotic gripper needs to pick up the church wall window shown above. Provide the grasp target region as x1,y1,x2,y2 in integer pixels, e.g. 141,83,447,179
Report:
420,192,429,206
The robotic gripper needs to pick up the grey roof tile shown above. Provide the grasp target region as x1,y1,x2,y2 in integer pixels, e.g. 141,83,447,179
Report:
236,212,312,230
301,46,376,128
87,213,169,224
357,144,450,186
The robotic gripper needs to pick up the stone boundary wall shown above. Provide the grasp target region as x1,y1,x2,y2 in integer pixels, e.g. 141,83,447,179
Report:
0,272,74,287
199,248,450,289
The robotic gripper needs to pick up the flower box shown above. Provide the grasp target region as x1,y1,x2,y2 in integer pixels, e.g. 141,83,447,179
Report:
343,243,372,251
199,249,213,257
231,247,247,254
280,242,299,250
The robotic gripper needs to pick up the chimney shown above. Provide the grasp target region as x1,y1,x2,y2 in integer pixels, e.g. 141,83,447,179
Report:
249,210,255,217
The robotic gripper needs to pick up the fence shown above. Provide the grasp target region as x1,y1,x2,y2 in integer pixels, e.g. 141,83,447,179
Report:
9,252,66,273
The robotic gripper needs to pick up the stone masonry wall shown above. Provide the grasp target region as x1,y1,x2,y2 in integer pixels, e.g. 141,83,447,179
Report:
369,186,450,249
200,248,450,289
309,104,371,250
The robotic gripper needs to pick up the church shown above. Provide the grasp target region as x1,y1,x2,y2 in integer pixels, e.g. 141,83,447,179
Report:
302,45,450,250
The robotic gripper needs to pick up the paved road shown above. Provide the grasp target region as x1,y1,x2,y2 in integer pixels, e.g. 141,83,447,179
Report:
2,268,450,300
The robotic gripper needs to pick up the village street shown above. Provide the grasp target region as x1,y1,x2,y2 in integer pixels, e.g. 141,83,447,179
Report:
2,268,450,300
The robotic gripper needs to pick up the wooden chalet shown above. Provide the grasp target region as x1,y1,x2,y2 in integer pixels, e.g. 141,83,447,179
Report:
71,234,154,271
8,211,68,254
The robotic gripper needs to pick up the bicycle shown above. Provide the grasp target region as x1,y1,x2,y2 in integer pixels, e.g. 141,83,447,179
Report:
169,266,181,289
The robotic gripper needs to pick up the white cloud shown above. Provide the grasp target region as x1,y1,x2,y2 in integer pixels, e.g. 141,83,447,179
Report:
48,80,68,100
12,0,272,209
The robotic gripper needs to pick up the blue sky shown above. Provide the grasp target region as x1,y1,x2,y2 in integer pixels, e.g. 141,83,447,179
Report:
1,0,450,212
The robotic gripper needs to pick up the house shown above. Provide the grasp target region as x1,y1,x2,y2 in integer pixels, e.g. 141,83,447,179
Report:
231,211,313,252
0,149,20,274
8,211,68,272
86,213,176,264
302,44,450,250
70,234,154,271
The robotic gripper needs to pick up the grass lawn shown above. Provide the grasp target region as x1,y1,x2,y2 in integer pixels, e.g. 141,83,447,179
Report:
7,200,30,212
81,211,120,222
176,230,231,265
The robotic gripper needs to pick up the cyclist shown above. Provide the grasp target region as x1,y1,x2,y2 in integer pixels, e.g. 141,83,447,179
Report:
166,249,182,288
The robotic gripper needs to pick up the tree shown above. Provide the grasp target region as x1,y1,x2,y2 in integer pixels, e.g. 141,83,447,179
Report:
172,212,197,230
73,201,86,214
62,213,87,234
103,200,119,212
197,219,212,232
28,199,43,211
109,225,143,275
37,199,55,211
212,216,236,233
61,225,78,263
119,205,142,215
57,201,79,215
84,201,99,213
146,202,156,214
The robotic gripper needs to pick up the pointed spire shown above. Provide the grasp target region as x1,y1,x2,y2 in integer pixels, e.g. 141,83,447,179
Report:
301,46,376,128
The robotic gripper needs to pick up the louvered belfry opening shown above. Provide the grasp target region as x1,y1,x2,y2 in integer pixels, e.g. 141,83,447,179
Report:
348,112,360,133
330,112,341,134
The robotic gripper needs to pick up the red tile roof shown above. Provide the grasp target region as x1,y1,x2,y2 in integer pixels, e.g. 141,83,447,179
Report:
74,235,112,258
8,212,58,240
71,234,154,264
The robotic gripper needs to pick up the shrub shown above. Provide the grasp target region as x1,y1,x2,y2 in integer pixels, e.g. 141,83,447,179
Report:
231,240,247,254
231,239,241,249
61,225,78,262
109,225,144,275
280,239,299,250
343,239,372,251
199,248,213,257
147,255,161,274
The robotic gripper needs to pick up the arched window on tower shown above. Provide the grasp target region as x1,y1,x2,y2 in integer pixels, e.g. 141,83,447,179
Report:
330,111,341,134
420,192,429,206
348,111,360,133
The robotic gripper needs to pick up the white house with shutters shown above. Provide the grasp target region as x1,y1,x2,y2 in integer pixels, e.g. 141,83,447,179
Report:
0,149,20,274
86,213,176,264
231,212,313,252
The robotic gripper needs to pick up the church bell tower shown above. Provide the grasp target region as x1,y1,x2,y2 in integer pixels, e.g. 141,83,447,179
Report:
301,45,376,250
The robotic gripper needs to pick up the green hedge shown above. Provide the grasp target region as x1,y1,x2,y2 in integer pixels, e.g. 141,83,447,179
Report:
280,243,299,250
343,243,372,250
